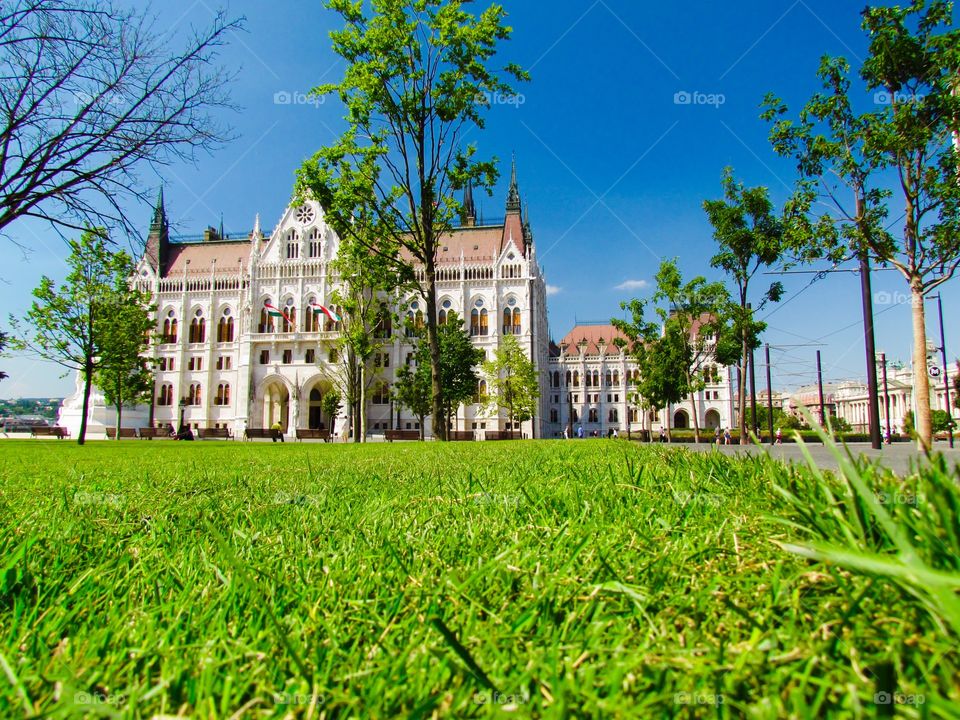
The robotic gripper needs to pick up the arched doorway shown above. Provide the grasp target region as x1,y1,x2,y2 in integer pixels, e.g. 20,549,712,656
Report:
305,379,335,431
705,409,721,430
673,409,689,429
262,382,290,430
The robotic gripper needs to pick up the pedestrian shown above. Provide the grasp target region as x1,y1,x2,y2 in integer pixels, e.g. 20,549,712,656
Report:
612,428,619,439
714,427,721,445
562,427,569,440
884,427,891,445
775,427,782,445
723,428,731,445
271,421,284,443
577,425,584,439
659,428,666,443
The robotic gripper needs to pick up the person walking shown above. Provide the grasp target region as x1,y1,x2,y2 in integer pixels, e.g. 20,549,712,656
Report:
659,428,666,443
714,427,721,445
775,427,783,445
271,421,284,443
723,428,731,445
576,425,584,439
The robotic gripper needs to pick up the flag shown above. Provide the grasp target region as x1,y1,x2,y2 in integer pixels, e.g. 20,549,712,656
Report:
310,302,341,323
264,303,291,323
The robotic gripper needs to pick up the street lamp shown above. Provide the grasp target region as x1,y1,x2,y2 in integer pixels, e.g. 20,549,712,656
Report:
178,397,187,432
928,293,954,448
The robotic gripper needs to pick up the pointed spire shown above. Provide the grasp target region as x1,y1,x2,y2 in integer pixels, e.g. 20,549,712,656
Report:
252,213,262,238
150,185,167,232
218,212,224,241
463,180,476,226
506,154,521,214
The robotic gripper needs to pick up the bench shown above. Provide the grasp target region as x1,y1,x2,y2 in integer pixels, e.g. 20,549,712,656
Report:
198,427,232,440
448,431,475,442
485,431,522,441
105,427,137,439
137,427,170,440
385,429,422,442
31,426,68,439
244,428,280,441
296,428,330,442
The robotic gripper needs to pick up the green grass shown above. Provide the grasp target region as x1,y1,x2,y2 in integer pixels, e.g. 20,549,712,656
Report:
0,438,958,718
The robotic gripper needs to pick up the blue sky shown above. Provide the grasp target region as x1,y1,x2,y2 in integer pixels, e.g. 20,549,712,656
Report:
2,0,958,399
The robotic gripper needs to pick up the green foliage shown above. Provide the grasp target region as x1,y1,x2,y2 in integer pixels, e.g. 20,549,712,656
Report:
295,0,527,439
752,405,807,432
762,0,960,449
482,334,539,427
9,230,141,444
0,438,956,715
321,390,342,435
0,331,7,382
931,409,954,433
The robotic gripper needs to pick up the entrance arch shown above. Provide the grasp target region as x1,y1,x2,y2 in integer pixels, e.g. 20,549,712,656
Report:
673,409,689,429
305,379,336,430
705,409,721,430
261,381,290,431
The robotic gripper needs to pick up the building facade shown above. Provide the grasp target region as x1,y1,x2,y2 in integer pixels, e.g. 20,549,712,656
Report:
131,166,551,439
542,324,737,438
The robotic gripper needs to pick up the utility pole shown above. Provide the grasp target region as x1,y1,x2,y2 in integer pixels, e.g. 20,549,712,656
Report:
748,304,758,437
857,246,882,449
879,352,891,441
934,293,954,449
765,343,774,445
816,350,826,428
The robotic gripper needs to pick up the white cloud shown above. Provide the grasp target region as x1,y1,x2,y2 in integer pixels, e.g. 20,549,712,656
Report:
614,279,649,292
546,284,562,297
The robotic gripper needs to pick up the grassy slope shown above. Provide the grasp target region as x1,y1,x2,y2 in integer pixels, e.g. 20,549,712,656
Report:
0,440,956,718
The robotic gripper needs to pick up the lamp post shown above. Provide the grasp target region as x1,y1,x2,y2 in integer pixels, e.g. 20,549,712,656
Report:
878,352,891,441
930,293,954,448
178,397,187,432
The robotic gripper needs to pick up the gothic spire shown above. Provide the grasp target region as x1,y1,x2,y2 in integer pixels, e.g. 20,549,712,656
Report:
150,185,167,233
506,154,521,214
463,179,476,226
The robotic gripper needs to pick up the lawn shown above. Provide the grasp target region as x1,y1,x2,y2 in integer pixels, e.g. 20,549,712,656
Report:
1,438,958,718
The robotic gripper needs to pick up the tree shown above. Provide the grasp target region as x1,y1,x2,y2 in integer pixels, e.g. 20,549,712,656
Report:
10,230,139,443
482,334,539,435
94,292,154,438
295,0,526,440
649,259,730,443
0,1,241,242
703,169,789,444
394,312,482,438
321,390,342,438
0,332,8,382
762,0,960,450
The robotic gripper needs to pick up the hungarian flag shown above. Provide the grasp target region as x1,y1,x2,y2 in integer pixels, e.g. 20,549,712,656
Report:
264,302,291,323
310,302,342,323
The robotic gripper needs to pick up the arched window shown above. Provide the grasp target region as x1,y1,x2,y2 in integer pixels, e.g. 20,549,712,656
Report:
286,230,300,259
188,383,202,406
609,408,619,422
479,308,488,336
217,311,234,343
158,384,172,406
304,300,319,332
374,304,392,338
573,371,580,387
215,383,231,406
512,308,521,334
439,309,447,326
565,370,571,386
470,309,480,336
475,379,487,403
324,305,342,332
585,372,592,388
552,371,560,388
605,371,612,387
307,228,321,258
189,311,205,344
502,308,512,334
282,304,296,333
259,301,275,333
592,370,600,387
613,371,620,386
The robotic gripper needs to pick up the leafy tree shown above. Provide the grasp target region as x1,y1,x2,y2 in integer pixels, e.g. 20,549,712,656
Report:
762,0,960,450
9,230,139,444
394,313,482,438
321,390,342,438
703,169,789,444
650,259,730,443
0,332,8,382
482,334,539,435
295,0,526,440
0,0,241,241
94,292,154,438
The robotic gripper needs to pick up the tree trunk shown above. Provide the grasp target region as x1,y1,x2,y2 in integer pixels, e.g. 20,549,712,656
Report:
116,402,123,440
424,262,445,441
911,283,933,450
359,362,367,443
739,337,749,445
78,364,92,445
688,371,701,443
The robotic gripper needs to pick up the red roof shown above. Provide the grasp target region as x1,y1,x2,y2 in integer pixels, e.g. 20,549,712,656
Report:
556,325,630,356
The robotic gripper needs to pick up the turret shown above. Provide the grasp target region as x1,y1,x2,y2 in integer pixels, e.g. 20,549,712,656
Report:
144,186,169,273
462,180,476,227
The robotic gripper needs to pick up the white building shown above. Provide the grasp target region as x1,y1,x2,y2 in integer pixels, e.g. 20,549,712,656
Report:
543,323,737,438
121,163,550,439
